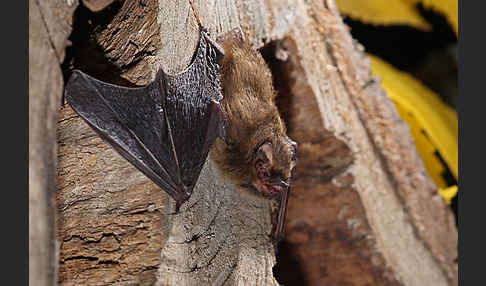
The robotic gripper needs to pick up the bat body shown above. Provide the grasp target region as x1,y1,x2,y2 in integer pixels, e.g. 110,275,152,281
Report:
65,23,296,246
212,31,297,245
65,30,225,211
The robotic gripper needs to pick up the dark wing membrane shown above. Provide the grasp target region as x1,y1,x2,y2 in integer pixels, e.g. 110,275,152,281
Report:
160,31,224,195
64,70,181,200
65,30,224,208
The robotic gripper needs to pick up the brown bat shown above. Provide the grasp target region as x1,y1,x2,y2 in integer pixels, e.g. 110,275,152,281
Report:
211,30,298,246
64,0,296,248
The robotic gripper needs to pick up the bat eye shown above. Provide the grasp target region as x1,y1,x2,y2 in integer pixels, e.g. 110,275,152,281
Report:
255,160,271,180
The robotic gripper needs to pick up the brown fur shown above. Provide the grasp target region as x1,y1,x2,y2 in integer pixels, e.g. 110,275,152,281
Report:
211,33,296,195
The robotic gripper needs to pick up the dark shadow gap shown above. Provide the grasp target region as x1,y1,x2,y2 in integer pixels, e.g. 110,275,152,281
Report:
60,0,136,89
343,3,457,109
260,42,295,131
272,240,309,286
343,3,456,71
260,41,309,286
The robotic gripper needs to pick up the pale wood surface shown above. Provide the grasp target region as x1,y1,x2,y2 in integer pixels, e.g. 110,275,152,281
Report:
29,0,77,285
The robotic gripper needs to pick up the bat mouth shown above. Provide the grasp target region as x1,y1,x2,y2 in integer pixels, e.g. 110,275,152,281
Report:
252,178,289,197
264,184,284,195
243,178,289,197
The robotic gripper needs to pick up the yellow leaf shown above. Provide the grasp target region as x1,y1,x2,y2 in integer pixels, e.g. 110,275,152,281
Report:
439,185,458,205
420,0,458,35
335,0,458,36
396,104,448,189
335,0,431,30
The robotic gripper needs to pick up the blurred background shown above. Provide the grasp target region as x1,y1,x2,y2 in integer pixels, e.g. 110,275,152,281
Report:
334,0,458,221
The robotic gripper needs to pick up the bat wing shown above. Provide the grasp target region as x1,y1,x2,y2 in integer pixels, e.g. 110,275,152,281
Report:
65,31,225,210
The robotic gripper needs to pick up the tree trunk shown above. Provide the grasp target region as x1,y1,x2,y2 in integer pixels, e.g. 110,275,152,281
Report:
28,0,458,285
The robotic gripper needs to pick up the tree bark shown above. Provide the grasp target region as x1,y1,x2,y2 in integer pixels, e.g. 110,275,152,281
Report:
37,0,459,285
29,0,77,285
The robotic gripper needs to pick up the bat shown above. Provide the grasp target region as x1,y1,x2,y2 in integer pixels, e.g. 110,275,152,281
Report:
64,27,226,212
211,30,298,247
64,3,297,248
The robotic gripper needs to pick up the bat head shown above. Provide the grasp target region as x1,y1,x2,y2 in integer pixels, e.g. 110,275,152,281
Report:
251,136,297,196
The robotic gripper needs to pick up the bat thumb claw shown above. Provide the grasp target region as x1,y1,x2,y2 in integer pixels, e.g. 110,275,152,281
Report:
174,195,185,214
175,202,181,213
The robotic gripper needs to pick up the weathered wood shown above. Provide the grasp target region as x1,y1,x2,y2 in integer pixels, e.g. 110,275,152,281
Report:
29,0,77,285
272,1,457,285
53,0,457,285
